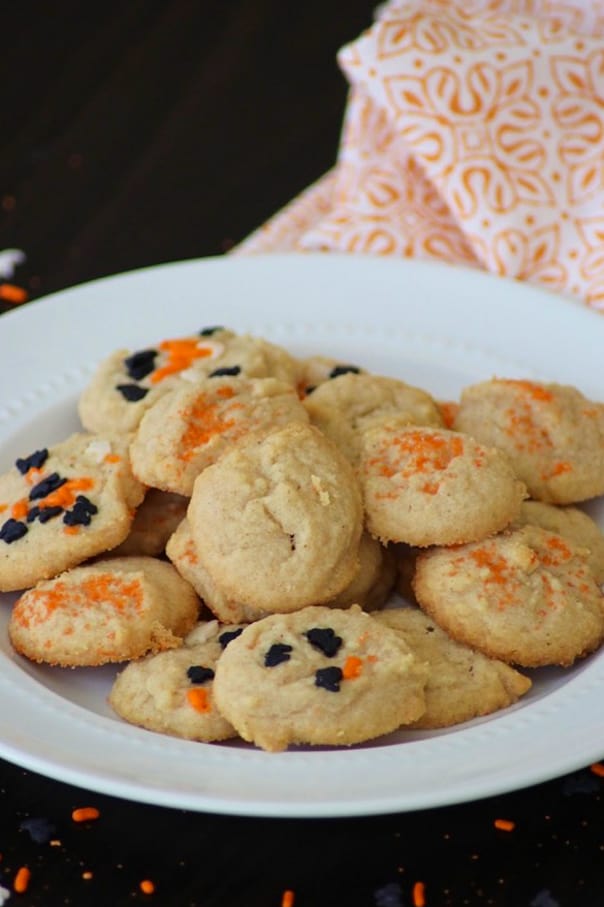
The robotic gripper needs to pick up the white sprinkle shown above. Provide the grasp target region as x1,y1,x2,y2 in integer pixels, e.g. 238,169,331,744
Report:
84,439,112,463
0,248,25,279
0,883,11,905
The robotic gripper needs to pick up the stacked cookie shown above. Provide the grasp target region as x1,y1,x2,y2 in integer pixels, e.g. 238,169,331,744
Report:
2,326,603,752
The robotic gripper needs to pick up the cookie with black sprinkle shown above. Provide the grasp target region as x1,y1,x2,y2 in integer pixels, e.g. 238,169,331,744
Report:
0,433,144,591
212,604,428,752
109,619,243,741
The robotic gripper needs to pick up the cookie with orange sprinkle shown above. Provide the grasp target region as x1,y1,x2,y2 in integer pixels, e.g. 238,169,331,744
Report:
212,604,428,752
413,526,604,667
0,433,144,592
130,376,309,496
453,378,604,504
359,422,526,547
8,556,200,666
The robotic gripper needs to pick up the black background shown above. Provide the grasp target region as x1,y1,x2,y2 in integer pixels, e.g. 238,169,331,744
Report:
1,3,603,905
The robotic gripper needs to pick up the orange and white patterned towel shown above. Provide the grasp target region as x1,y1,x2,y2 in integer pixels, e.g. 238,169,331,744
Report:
237,0,604,311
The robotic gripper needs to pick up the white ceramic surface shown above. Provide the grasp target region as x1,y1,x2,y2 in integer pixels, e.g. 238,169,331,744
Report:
0,253,602,817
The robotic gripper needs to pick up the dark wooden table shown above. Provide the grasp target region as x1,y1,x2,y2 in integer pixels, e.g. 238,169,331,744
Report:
1,4,603,905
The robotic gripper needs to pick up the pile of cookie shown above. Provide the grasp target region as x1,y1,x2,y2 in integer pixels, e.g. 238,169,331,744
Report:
2,327,604,752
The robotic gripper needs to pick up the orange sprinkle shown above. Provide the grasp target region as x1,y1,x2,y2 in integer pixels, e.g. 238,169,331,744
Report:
494,818,516,832
281,890,295,907
150,337,218,384
438,400,459,428
13,866,31,893
0,283,28,304
590,762,604,777
82,871,93,880
103,453,121,464
72,807,100,823
179,387,241,459
499,379,553,403
186,688,211,713
11,498,28,520
412,880,426,907
140,879,155,895
342,655,363,679
0,503,6,513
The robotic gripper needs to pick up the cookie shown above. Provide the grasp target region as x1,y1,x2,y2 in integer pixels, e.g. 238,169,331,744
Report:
0,433,145,592
375,607,531,729
360,422,526,547
512,500,604,585
110,489,188,558
413,526,604,667
108,619,243,742
453,378,604,504
212,604,428,751
303,372,444,464
78,328,300,434
8,556,200,667
130,376,309,496
328,531,397,612
166,518,267,623
187,422,364,613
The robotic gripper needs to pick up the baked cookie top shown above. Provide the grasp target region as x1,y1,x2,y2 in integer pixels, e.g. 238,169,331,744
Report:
187,422,364,613
295,357,365,398
166,518,268,624
0,433,145,591
360,422,526,547
8,556,200,667
375,607,531,729
78,328,300,434
512,500,604,585
108,619,244,742
212,604,428,751
413,526,604,667
130,376,309,496
453,378,604,504
303,372,444,465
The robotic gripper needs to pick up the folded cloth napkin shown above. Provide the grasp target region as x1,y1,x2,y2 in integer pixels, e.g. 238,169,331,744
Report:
237,0,604,311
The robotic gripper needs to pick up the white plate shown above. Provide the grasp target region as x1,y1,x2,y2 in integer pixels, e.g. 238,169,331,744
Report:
1,253,603,818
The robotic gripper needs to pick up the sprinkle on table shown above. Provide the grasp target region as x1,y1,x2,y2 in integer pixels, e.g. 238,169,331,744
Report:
412,880,426,906
281,890,295,907
589,762,604,777
140,879,156,895
72,806,100,823
0,283,28,305
13,865,31,894
494,818,516,832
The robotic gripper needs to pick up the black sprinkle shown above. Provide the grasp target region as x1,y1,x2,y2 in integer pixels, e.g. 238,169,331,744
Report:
329,365,361,379
29,472,66,500
123,348,157,381
264,643,293,667
530,890,561,907
199,326,224,336
63,495,98,527
19,816,57,844
116,383,149,402
305,627,343,657
0,519,28,544
562,771,601,796
315,666,343,692
15,448,48,474
27,505,63,524
303,385,316,395
186,665,215,684
209,365,241,378
373,882,404,907
218,628,244,648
